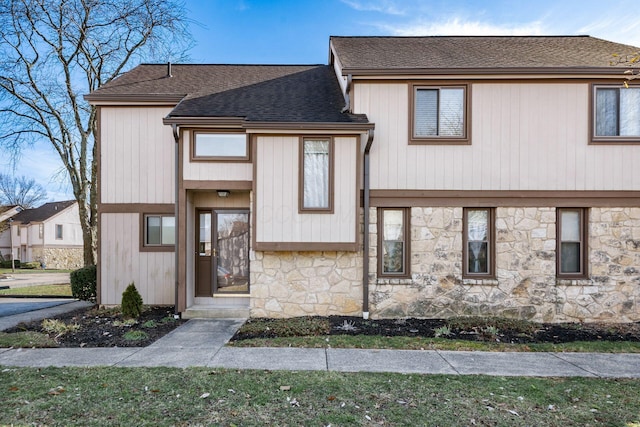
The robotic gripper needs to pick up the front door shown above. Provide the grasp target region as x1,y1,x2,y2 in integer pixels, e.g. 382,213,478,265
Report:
196,209,250,296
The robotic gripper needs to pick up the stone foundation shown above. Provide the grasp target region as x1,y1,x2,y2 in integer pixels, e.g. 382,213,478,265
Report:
32,247,83,270
369,207,640,323
250,251,362,318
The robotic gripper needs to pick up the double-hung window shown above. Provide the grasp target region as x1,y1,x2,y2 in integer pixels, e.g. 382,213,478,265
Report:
299,137,333,212
593,86,640,142
144,214,175,247
411,84,469,144
463,208,495,278
378,208,410,277
557,208,588,278
55,224,63,240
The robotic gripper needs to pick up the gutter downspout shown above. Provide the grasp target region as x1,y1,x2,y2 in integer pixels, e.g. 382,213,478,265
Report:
171,124,180,317
362,128,374,319
341,74,352,113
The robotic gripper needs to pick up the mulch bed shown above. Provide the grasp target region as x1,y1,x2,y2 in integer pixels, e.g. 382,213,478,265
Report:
233,315,640,344
6,305,186,348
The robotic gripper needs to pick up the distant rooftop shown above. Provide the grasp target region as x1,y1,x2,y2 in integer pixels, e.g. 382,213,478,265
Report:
12,200,76,224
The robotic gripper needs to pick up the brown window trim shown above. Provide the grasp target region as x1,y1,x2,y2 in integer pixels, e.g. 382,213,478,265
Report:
377,207,411,279
462,207,496,279
590,84,640,145
556,208,589,279
298,136,335,214
140,213,175,253
190,130,251,162
409,83,471,145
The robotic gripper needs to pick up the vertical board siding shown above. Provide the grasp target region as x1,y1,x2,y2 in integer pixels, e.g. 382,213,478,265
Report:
255,135,357,243
355,82,640,191
100,213,174,305
182,132,253,181
101,107,175,204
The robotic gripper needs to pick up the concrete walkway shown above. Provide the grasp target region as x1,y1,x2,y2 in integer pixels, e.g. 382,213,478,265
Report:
1,314,639,377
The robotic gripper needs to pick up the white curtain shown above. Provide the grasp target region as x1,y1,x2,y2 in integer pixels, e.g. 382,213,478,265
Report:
620,88,640,136
303,140,329,208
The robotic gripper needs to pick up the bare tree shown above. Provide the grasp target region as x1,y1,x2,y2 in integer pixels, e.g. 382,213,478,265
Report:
611,52,640,86
0,174,48,209
0,0,192,266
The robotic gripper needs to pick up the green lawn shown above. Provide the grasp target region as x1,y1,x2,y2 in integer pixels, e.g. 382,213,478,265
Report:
1,367,639,426
0,284,72,297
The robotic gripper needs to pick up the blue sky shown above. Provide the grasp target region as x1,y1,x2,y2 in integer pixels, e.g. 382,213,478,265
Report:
6,0,640,202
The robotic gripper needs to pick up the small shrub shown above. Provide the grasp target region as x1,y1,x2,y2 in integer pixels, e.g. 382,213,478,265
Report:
113,319,138,327
70,265,97,302
160,316,176,324
0,259,20,268
20,261,40,269
121,282,143,319
123,330,148,341
434,325,452,338
142,320,157,328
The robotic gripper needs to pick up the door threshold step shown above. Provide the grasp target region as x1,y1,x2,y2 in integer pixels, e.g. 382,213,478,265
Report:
182,305,250,319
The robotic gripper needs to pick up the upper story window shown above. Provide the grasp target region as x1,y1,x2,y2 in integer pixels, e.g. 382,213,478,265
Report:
192,132,249,161
55,224,63,240
463,208,495,278
299,137,333,213
593,85,640,143
410,84,470,145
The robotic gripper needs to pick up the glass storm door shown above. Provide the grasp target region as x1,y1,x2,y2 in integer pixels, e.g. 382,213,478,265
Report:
214,210,250,294
196,209,250,296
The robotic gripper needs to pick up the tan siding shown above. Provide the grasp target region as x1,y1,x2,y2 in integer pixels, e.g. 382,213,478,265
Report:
100,213,174,305
354,82,640,191
101,107,175,204
255,135,358,244
182,132,253,181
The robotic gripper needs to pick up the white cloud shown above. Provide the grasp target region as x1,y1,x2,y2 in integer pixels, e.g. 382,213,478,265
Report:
340,0,405,16
378,17,547,37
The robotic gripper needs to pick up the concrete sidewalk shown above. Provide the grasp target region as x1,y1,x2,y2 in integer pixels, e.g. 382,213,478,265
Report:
1,317,639,377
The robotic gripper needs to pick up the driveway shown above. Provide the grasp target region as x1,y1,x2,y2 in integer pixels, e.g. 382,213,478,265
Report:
0,298,75,318
0,272,70,289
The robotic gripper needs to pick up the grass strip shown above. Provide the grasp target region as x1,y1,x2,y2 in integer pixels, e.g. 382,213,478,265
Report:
1,367,639,426
0,284,72,297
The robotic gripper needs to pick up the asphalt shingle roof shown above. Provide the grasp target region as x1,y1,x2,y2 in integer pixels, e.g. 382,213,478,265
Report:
12,201,76,224
88,64,367,123
330,36,640,72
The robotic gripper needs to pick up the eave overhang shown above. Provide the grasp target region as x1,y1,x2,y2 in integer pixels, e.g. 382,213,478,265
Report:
341,66,640,78
162,116,374,132
84,93,185,106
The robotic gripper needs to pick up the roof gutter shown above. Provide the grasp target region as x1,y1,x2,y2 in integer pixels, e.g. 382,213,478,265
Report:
362,128,374,319
171,123,180,317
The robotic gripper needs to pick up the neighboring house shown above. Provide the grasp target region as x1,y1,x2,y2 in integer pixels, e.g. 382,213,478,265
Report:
86,35,640,322
9,201,83,269
0,205,23,260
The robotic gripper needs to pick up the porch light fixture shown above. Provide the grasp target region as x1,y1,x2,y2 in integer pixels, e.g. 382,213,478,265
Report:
217,190,230,198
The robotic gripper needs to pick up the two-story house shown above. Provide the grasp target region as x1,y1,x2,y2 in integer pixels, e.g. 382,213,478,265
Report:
87,36,640,322
9,201,83,269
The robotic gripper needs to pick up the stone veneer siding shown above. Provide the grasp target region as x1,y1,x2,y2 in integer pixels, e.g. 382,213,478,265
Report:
32,247,83,270
250,251,362,318
370,207,640,323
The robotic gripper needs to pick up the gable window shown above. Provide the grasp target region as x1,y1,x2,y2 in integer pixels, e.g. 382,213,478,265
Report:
411,84,469,144
144,215,175,246
463,208,495,278
378,208,410,277
557,208,588,278
55,224,63,240
192,132,249,160
299,137,333,212
593,86,640,142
